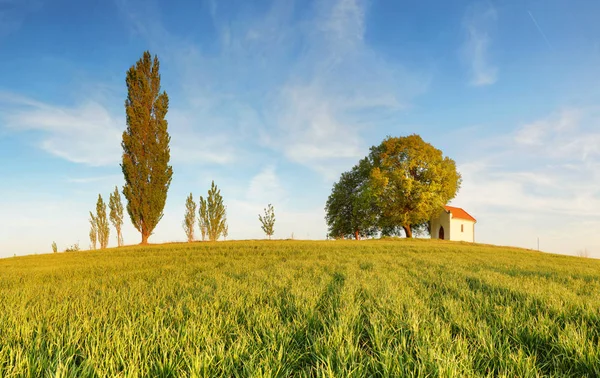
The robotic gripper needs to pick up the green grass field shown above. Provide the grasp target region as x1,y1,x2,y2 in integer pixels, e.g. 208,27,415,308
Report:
1,240,599,377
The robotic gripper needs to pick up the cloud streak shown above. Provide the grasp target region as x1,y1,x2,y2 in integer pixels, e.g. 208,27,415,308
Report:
462,2,498,86
527,10,553,50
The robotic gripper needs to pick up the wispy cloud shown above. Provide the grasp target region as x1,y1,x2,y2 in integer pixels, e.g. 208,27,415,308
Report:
453,107,600,256
0,93,122,166
462,2,498,86
116,0,429,178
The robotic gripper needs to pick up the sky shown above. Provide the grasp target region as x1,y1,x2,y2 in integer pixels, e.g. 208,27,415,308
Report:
1,0,599,258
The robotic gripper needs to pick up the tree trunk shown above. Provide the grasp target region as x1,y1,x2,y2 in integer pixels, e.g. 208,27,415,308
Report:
141,225,149,245
403,225,413,238
354,230,360,240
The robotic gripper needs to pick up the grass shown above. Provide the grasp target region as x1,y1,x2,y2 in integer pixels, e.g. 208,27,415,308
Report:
0,239,599,377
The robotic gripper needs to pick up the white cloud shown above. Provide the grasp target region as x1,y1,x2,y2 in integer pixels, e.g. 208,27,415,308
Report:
0,94,122,166
452,108,600,257
462,2,498,86
116,0,429,178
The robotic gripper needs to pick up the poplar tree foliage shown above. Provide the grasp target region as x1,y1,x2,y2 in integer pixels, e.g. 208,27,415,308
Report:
199,181,227,242
183,193,196,242
109,186,124,247
89,219,97,250
325,134,461,239
90,194,110,249
121,51,173,245
258,204,276,240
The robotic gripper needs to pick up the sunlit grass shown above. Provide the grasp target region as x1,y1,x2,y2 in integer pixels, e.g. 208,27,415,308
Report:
0,239,598,377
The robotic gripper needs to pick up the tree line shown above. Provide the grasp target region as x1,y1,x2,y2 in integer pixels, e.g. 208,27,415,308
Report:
54,51,459,251
81,52,277,250
325,135,461,240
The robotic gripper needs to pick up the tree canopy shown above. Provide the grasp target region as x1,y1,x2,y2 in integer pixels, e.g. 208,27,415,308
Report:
121,51,173,245
325,158,378,240
325,134,461,239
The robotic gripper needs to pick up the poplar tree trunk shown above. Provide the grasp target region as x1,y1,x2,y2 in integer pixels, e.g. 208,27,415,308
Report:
403,225,413,238
354,230,360,240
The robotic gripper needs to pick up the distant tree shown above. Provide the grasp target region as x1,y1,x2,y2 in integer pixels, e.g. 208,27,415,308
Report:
183,193,197,242
369,135,461,238
51,241,58,253
121,51,173,245
198,181,227,241
258,204,276,240
577,249,590,258
64,243,80,253
223,223,229,241
109,186,124,247
89,214,98,250
325,158,378,240
91,194,110,249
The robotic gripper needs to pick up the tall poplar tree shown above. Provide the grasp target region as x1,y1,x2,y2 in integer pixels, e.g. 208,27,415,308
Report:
121,51,173,244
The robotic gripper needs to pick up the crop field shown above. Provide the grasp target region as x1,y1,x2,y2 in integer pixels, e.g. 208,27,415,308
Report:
0,240,599,377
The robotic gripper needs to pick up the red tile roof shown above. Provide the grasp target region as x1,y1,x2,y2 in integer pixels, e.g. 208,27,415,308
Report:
444,206,476,222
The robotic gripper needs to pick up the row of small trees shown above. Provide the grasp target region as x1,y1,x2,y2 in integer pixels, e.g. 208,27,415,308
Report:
325,134,461,240
89,187,124,250
182,181,229,242
181,182,277,242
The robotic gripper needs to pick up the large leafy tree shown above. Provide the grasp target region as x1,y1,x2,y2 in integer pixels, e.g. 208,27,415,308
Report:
109,186,124,247
121,51,173,245
258,204,276,240
183,193,197,242
199,181,227,242
369,135,461,238
325,158,378,240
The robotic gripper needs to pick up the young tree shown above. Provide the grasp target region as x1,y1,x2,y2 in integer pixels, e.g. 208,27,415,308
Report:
93,194,111,249
369,135,461,238
121,51,173,245
223,223,229,241
198,181,227,241
52,241,58,253
325,158,378,240
258,204,276,239
89,214,97,250
183,193,197,242
109,186,124,247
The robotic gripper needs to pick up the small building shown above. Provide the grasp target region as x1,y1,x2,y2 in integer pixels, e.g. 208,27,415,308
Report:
430,206,476,242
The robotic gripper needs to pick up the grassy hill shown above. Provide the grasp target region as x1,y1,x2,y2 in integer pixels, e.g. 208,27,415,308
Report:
1,240,599,377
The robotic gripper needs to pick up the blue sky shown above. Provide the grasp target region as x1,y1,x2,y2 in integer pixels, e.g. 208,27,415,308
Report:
1,0,599,258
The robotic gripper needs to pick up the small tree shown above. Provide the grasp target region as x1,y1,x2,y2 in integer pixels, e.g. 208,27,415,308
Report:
51,241,58,253
198,181,227,241
183,193,197,242
223,223,229,241
89,214,98,250
259,204,276,240
91,194,110,249
109,186,124,247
